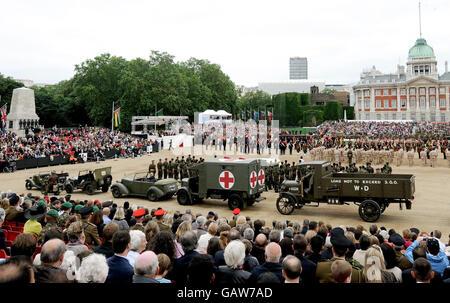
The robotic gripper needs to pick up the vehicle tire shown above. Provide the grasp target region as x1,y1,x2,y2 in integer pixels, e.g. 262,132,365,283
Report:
228,193,243,210
111,186,122,198
85,184,96,195
358,199,381,222
3,167,10,173
101,185,109,193
103,175,112,187
65,184,73,194
276,195,296,215
147,190,158,202
25,181,33,190
177,189,191,205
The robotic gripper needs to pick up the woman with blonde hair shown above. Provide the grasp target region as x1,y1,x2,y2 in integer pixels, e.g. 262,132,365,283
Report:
174,221,192,258
363,245,397,283
112,206,129,230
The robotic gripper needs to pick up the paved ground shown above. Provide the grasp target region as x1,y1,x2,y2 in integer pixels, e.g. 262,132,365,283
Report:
3,148,449,241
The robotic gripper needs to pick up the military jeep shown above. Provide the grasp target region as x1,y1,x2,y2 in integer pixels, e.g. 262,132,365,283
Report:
110,172,178,201
25,171,68,195
65,167,113,195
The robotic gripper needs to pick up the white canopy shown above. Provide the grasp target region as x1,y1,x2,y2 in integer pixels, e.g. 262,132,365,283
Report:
197,110,232,124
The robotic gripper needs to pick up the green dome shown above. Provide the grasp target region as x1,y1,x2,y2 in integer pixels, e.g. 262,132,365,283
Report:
408,38,435,58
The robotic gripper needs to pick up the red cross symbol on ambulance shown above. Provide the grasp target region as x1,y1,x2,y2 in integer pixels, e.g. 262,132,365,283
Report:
249,171,257,188
257,169,265,186
219,171,235,189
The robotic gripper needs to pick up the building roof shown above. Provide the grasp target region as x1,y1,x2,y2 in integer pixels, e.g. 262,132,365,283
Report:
408,38,435,58
439,72,450,81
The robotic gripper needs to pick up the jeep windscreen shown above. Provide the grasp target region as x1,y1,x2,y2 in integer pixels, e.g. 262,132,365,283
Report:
134,172,148,181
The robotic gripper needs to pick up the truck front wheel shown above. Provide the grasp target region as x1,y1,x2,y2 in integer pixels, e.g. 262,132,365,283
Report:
276,195,296,215
359,199,381,222
228,194,244,210
177,189,192,205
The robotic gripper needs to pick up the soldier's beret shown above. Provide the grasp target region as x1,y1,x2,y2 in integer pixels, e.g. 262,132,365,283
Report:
232,208,240,215
47,209,59,218
154,209,165,216
62,202,73,209
133,209,146,218
37,200,47,208
9,195,19,205
330,227,352,248
79,206,94,216
389,233,405,246
93,206,100,212
74,205,83,212
102,201,113,208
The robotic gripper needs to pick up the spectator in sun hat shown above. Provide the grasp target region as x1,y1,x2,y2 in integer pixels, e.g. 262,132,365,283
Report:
23,204,47,237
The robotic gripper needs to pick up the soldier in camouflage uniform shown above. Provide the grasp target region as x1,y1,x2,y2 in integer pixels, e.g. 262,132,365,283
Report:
39,209,62,245
57,202,73,229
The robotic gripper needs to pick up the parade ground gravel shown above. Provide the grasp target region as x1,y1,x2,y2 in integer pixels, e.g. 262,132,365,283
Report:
3,149,449,239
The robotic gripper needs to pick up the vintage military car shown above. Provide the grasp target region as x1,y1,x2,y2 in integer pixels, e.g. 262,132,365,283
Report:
25,171,68,195
65,167,113,195
110,172,178,201
276,161,415,222
176,158,266,210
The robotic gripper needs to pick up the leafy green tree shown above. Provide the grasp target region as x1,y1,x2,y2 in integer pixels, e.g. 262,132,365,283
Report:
324,101,343,121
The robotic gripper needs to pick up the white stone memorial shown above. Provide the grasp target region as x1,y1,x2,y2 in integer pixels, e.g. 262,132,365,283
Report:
7,87,40,136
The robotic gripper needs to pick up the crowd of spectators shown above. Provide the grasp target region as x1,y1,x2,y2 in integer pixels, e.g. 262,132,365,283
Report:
0,191,449,284
0,127,150,163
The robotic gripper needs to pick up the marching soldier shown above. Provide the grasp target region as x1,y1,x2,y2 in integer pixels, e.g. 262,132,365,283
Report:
430,148,438,168
407,149,414,167
420,149,427,166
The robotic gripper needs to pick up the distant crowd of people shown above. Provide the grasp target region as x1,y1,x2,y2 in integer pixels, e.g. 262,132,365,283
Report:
0,191,449,284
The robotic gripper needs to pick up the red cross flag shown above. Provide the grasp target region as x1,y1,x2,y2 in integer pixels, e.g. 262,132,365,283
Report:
219,171,235,189
258,169,265,186
249,170,257,188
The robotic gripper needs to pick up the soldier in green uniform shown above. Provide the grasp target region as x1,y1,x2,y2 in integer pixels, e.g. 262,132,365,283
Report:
366,162,374,174
279,163,285,187
148,159,156,175
273,165,280,192
80,206,101,248
168,160,174,178
154,209,171,233
163,158,169,179
57,202,72,229
349,163,358,173
173,158,179,180
130,209,146,232
38,209,61,245
290,162,297,180
157,159,163,179
264,166,271,191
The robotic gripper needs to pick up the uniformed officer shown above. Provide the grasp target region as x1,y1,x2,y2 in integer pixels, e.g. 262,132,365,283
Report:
80,206,101,248
157,159,163,179
273,165,280,192
366,162,374,174
154,209,171,233
148,160,156,175
168,160,174,178
57,202,72,228
38,209,61,245
163,158,169,179
130,209,146,232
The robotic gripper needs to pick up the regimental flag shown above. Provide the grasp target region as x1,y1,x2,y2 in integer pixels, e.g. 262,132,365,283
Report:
156,109,163,116
114,108,121,127
268,111,272,124
0,104,7,129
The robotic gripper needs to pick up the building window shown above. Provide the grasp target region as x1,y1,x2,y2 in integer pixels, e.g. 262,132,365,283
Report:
376,100,381,108
376,114,381,120
411,114,416,121
430,96,436,107
383,90,389,96
410,97,416,108
440,98,446,107
401,99,406,108
401,88,406,95
384,113,389,120
391,89,397,95
419,87,426,95
430,114,436,122
365,114,370,120
420,97,426,108
402,113,406,120
414,66,419,75
425,65,430,74
364,90,370,97
419,66,424,74
430,87,436,95
421,113,425,121
392,113,396,120
392,100,397,108
410,88,416,95
365,100,370,108
439,87,445,94
383,100,389,107
441,114,446,122
376,90,381,96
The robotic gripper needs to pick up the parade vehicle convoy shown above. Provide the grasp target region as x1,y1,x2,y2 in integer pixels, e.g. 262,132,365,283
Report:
25,171,68,195
276,161,415,222
110,172,178,201
176,158,266,209
64,167,113,195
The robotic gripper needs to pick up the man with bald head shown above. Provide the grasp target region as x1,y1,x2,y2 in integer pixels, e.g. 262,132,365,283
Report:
133,251,160,283
249,242,284,283
34,238,72,283
251,233,268,265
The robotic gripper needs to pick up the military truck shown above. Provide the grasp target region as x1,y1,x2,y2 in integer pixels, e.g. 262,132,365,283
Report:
65,167,113,195
25,171,68,195
176,158,266,209
276,161,415,222
110,172,178,201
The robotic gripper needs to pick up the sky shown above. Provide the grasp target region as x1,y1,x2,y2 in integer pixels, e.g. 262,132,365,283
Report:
1,0,450,87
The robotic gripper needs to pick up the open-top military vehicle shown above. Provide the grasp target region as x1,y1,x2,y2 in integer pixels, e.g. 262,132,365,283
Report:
25,171,68,195
176,158,266,210
276,161,415,222
65,167,112,195
110,172,178,201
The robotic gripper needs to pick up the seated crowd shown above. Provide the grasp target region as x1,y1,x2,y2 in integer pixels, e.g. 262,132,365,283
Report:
0,192,449,284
